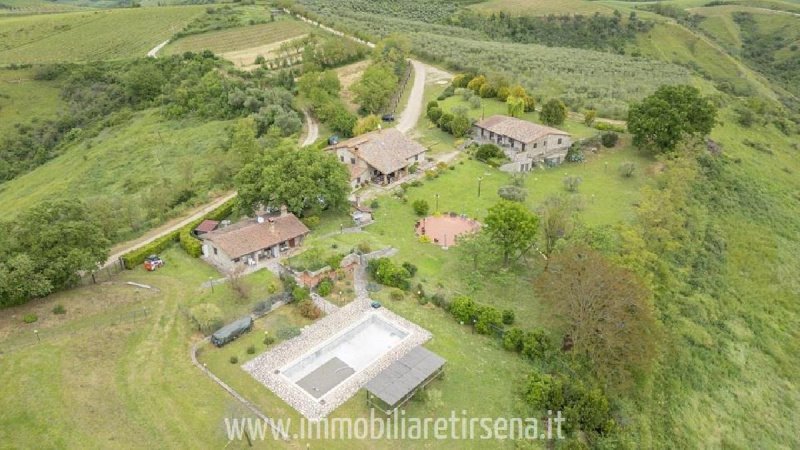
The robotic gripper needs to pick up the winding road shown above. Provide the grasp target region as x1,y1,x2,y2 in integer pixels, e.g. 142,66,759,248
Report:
396,60,427,134
300,108,319,147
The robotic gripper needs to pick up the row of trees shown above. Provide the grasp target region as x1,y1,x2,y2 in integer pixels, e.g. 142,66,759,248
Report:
298,70,358,137
351,35,410,114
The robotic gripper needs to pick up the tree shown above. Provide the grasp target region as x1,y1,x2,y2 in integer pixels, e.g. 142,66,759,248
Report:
230,117,261,165
467,75,487,93
540,99,567,126
352,62,398,114
0,200,110,306
583,109,596,126
484,200,539,265
372,34,410,76
535,246,659,388
427,106,443,123
475,143,504,162
563,175,582,192
235,142,350,216
352,114,381,136
449,112,472,138
538,195,576,256
601,132,618,148
507,95,525,118
627,84,716,153
412,199,430,216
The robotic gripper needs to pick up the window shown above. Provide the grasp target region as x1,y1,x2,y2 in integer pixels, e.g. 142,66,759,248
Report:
558,138,562,145
340,156,344,162
522,143,526,151
350,157,356,164
510,140,514,148
544,140,548,146
213,247,218,255
233,257,240,263
533,143,538,149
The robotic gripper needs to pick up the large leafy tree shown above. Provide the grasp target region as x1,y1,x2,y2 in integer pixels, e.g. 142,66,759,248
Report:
535,245,660,388
0,200,110,307
483,200,539,265
352,62,398,114
627,84,716,153
235,142,350,216
540,99,567,126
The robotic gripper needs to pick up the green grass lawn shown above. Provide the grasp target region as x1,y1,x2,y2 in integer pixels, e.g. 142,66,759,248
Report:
0,6,206,64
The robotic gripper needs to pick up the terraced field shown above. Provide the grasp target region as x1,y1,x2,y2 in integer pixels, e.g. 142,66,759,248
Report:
163,19,311,60
0,6,205,64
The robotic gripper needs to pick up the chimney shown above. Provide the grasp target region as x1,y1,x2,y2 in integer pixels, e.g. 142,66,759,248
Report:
268,217,275,232
280,205,288,217
257,215,265,224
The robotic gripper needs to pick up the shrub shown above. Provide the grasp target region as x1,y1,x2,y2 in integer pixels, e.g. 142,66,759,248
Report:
469,95,481,109
357,241,372,254
475,305,503,335
298,299,322,320
503,328,525,352
246,345,256,354
502,309,515,325
430,293,446,308
190,303,223,333
412,199,430,216
302,215,320,229
122,231,178,269
426,100,439,111
277,327,301,340
229,356,239,364
475,144,504,162
291,286,310,302
389,289,405,301
563,176,583,192
619,161,636,177
479,83,497,98
402,262,418,277
450,295,477,323
367,258,412,290
498,185,528,202
370,200,379,209
263,334,276,345
317,279,333,296
52,304,66,315
23,313,38,324
522,329,553,360
418,296,429,305
601,132,619,148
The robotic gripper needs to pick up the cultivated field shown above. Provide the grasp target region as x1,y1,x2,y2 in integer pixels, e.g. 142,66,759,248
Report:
163,20,312,58
0,6,205,64
470,0,614,15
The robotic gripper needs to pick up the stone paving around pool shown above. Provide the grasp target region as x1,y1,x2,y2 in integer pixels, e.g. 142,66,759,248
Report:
242,297,431,420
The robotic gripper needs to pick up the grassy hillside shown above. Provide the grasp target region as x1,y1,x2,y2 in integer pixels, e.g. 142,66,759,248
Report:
470,0,614,15
0,6,205,64
164,19,312,56
0,109,236,238
0,68,63,135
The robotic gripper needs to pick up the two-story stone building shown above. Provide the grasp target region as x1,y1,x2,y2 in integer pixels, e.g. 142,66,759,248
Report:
473,115,572,172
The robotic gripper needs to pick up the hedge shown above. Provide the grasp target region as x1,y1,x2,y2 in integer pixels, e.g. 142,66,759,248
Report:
178,199,235,258
121,198,235,268
121,231,180,269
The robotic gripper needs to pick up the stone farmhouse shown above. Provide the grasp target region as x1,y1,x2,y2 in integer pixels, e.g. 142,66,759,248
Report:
473,115,572,172
327,128,427,189
201,206,309,271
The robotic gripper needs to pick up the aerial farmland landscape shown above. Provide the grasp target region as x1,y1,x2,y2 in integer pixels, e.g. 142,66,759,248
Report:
0,0,799,448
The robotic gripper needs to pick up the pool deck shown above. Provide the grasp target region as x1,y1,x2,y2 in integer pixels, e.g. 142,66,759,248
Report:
242,296,432,420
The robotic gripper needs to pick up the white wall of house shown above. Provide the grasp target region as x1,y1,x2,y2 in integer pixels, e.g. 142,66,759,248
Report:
474,126,571,172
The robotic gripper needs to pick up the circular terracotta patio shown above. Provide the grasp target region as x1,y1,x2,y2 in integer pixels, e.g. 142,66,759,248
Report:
415,214,481,248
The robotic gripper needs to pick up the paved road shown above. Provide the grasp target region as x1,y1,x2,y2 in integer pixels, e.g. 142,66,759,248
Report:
300,108,319,147
396,60,427,134
102,192,236,269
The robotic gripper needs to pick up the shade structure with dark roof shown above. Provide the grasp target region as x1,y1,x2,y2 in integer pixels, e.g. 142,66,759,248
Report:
365,346,446,413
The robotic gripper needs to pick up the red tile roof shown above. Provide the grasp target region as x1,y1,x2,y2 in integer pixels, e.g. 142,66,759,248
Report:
202,214,309,259
195,220,219,233
475,115,569,144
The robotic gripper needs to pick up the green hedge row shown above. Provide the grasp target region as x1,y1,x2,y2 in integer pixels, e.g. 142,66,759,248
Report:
178,199,236,258
121,198,236,269
121,231,180,269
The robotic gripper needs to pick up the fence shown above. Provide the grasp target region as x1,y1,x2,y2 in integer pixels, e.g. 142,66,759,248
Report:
76,258,126,287
0,307,150,355
387,62,413,114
